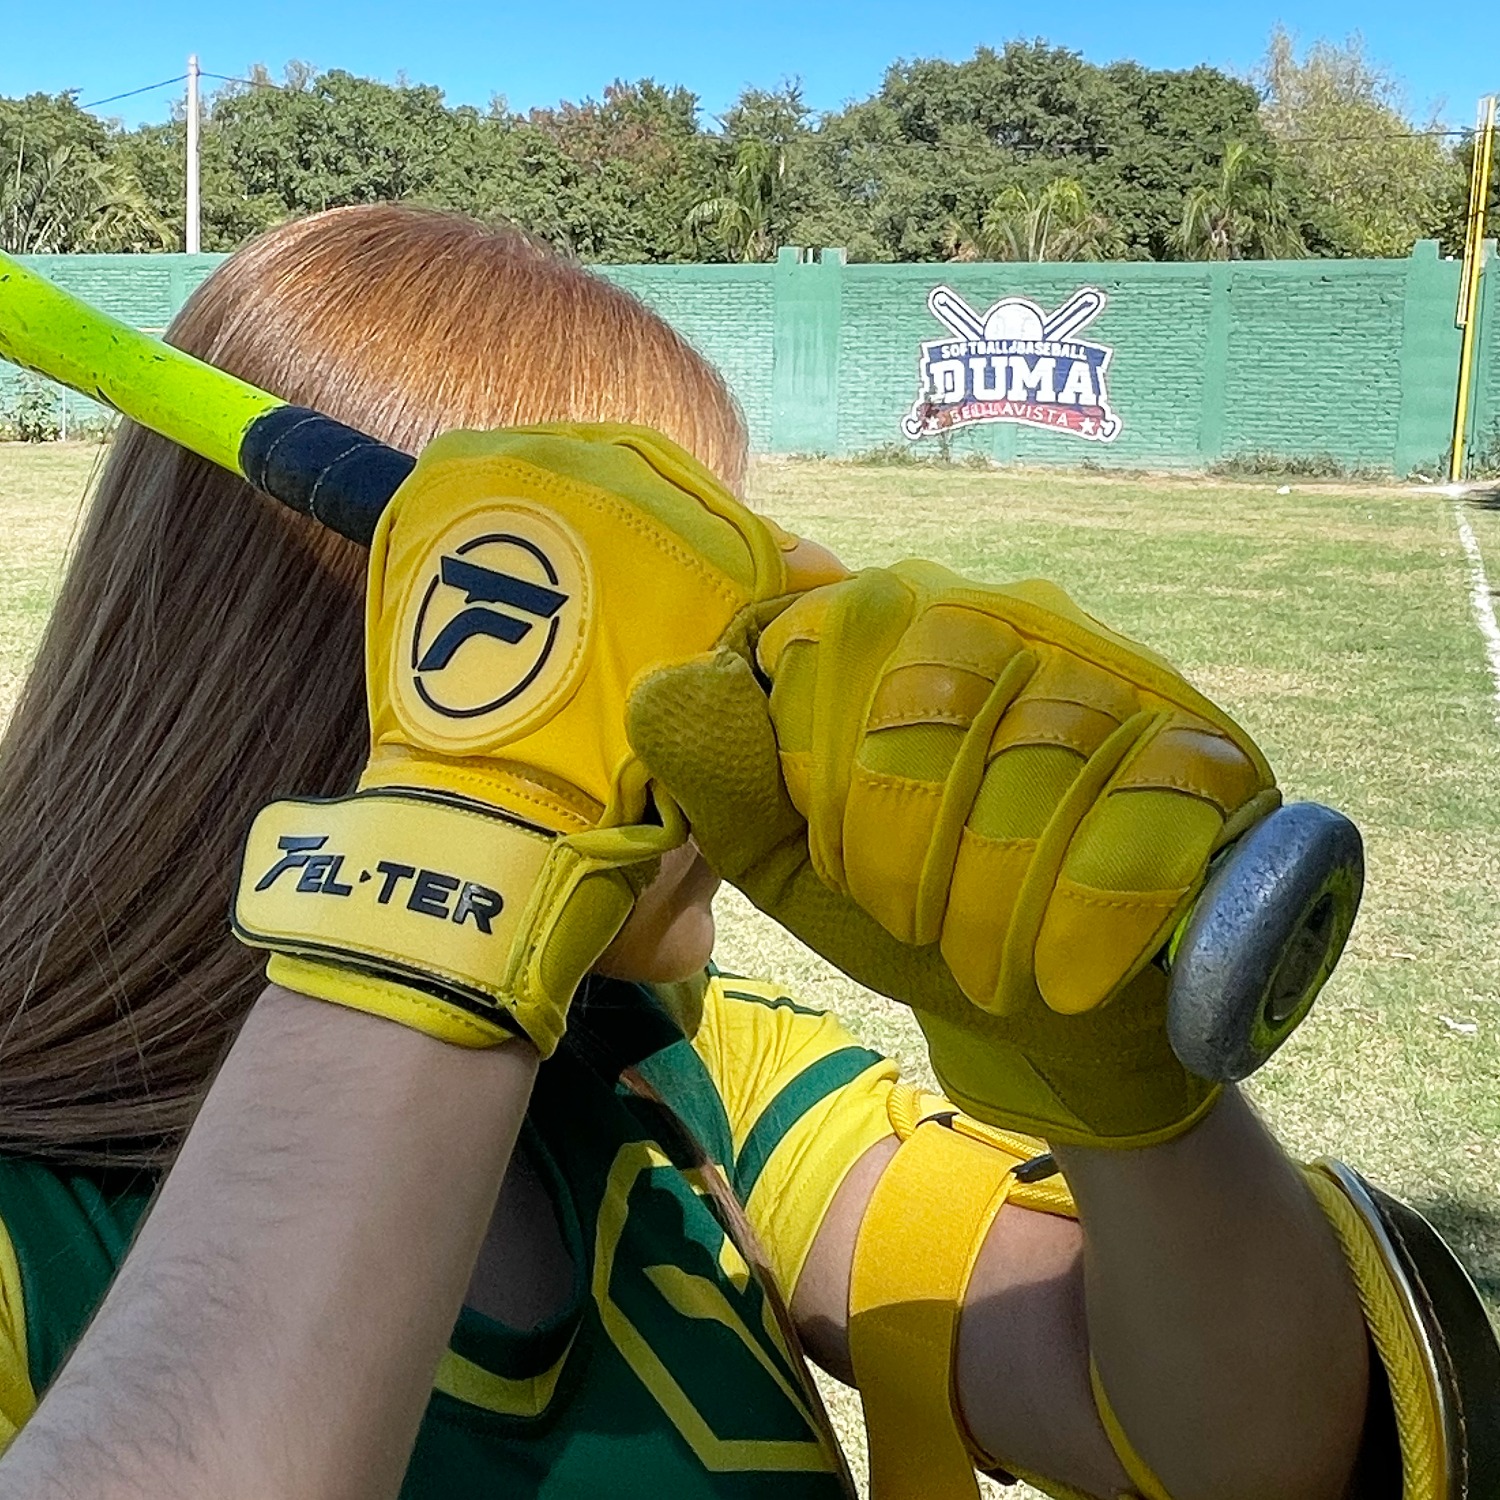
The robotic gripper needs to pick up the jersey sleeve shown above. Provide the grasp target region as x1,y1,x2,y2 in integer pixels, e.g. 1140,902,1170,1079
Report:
690,972,901,1301
0,1213,37,1451
0,1156,154,1454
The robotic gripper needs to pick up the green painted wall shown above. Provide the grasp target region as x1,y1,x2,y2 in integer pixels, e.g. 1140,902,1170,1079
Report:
5,244,1495,474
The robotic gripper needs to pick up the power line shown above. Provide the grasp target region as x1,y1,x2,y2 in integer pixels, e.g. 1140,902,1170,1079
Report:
75,67,310,116
72,68,293,119
80,74,187,110
1279,128,1467,143
201,71,289,90
956,127,1470,155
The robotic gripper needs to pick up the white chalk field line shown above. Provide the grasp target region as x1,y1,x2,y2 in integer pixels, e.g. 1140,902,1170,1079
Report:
1451,497,1500,726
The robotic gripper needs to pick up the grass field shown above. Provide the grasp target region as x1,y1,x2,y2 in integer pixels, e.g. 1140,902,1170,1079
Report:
1,443,1497,1490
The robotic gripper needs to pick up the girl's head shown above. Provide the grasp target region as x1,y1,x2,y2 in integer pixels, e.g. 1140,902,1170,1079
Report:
0,204,745,1166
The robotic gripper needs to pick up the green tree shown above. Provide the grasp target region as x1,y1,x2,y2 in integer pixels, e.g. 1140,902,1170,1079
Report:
687,139,782,261
0,94,168,252
687,85,811,262
518,79,716,260
958,176,1119,261
19,39,1456,264
822,43,1120,261
206,67,476,213
1258,27,1463,256
786,43,1281,262
0,91,113,165
1090,62,1274,258
159,66,717,261
108,66,466,252
1172,140,1306,259
1436,130,1500,259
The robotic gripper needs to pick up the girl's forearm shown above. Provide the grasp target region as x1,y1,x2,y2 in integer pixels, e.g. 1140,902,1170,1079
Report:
1052,1087,1369,1500
0,986,537,1500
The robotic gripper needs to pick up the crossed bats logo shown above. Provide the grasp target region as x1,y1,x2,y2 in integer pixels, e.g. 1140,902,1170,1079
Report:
903,285,1121,443
410,535,571,720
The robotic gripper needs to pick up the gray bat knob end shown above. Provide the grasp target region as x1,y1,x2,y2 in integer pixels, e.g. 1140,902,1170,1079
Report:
1166,803,1365,1083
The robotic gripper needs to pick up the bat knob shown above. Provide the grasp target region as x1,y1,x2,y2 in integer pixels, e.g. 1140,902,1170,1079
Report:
1166,803,1364,1083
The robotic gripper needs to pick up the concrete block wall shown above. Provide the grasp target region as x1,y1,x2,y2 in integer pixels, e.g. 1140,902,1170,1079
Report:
808,247,1475,472
5,243,1495,474
599,264,777,449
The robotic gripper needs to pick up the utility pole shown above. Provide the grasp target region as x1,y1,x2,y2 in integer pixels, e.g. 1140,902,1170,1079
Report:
185,54,201,254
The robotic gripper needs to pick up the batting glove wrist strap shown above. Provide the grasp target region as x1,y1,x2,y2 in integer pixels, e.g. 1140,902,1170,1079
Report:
234,788,672,1053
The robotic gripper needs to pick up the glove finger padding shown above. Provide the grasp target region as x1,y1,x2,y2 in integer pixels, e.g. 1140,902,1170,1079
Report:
236,423,813,1054
758,560,1279,1020
627,649,1219,1146
626,650,974,1016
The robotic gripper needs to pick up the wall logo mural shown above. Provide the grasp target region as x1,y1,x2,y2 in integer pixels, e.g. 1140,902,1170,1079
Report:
902,286,1121,443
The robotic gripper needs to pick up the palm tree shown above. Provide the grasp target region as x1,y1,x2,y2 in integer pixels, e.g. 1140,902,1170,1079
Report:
1,138,170,254
1,142,72,252
1172,142,1306,260
958,178,1119,262
687,137,786,263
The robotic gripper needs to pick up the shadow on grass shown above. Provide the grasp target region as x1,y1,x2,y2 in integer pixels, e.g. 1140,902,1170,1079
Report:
1408,1192,1500,1306
1461,488,1500,511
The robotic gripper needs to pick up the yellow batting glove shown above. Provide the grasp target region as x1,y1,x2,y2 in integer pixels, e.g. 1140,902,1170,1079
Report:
759,559,1280,1019
629,560,1278,1146
234,423,814,1055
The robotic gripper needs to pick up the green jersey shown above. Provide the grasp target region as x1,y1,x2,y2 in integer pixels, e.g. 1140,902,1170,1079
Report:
0,974,901,1497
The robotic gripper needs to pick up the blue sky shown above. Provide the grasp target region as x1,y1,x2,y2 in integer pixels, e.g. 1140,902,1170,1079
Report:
2,0,1494,132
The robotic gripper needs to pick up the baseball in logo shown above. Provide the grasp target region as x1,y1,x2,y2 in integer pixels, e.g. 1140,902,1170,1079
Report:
394,505,591,753
903,286,1121,443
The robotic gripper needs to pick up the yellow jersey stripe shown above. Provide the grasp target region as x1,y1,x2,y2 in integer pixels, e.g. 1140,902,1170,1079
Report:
0,1211,35,1451
434,1337,574,1419
743,1057,898,1300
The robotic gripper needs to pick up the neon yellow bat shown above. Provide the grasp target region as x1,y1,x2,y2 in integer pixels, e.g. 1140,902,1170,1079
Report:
0,250,410,543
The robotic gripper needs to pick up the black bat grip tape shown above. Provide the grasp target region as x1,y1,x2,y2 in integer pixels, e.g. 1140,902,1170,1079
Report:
240,405,415,548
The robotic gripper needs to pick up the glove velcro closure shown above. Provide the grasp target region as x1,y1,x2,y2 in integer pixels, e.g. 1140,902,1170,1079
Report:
847,1094,1094,1500
849,1114,1018,1500
233,789,653,1054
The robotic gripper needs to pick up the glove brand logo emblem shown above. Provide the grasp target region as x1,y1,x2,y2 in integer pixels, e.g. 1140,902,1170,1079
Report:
254,834,504,933
413,544,569,713
395,504,592,751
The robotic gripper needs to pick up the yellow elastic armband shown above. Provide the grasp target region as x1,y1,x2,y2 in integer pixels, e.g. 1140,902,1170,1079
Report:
847,1085,1086,1500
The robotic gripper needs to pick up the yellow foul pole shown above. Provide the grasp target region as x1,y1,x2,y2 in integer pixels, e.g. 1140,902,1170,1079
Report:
1451,95,1497,483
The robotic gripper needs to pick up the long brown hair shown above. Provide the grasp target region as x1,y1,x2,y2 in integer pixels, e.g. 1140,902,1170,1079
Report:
0,204,748,1167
